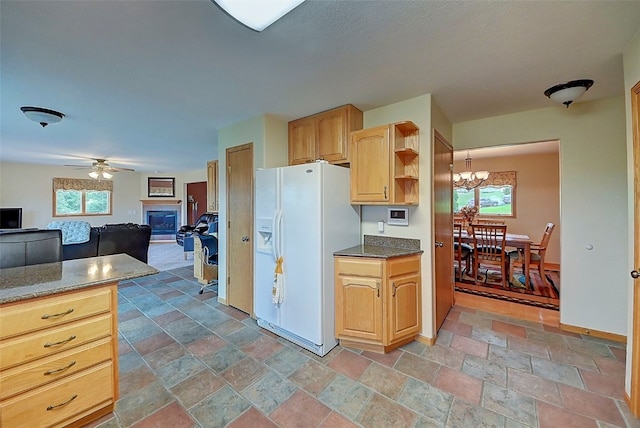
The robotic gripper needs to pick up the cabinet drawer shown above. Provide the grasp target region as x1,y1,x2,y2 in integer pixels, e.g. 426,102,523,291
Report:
0,362,114,428
0,287,113,339
0,337,112,400
388,255,420,277
0,314,112,369
336,258,382,277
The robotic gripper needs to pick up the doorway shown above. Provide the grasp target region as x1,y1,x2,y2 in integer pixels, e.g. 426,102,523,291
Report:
433,130,454,331
451,141,561,314
226,143,254,315
186,181,207,225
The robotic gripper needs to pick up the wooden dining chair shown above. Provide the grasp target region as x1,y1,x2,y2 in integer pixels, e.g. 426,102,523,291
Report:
509,222,555,287
475,219,506,225
453,223,472,281
471,223,509,288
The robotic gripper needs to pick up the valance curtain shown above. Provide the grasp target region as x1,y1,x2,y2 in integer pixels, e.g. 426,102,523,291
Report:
53,177,113,192
484,171,516,187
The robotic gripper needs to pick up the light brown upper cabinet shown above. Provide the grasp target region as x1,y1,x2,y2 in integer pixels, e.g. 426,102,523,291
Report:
288,104,363,165
350,121,419,205
206,160,218,212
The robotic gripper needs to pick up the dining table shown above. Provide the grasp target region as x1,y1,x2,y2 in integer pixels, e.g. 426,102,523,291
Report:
454,227,533,287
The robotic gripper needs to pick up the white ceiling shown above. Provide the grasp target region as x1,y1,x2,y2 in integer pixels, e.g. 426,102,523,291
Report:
1,1,639,173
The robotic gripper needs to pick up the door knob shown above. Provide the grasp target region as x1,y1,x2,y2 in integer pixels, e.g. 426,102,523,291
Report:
242,236,250,242
632,270,640,279
435,241,444,248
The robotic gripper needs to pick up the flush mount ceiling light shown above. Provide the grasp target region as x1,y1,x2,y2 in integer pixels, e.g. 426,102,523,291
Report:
20,106,65,127
212,0,305,31
544,79,594,108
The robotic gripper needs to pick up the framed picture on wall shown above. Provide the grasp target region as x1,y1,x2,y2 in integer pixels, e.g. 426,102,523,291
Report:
148,177,175,197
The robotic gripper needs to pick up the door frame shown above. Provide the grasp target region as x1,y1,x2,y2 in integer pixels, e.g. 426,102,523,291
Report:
432,129,454,333
627,80,640,416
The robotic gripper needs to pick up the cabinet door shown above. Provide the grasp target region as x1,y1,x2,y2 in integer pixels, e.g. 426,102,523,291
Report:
316,108,347,163
387,272,421,343
335,275,383,341
206,160,218,212
288,118,315,165
350,125,391,203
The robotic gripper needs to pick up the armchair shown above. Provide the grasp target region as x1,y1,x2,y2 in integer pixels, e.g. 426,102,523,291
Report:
176,213,218,247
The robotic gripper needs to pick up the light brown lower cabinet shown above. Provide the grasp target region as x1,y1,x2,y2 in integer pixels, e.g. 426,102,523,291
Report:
0,284,118,428
334,254,421,353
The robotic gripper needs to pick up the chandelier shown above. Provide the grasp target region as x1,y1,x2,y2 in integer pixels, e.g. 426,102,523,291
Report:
453,151,489,190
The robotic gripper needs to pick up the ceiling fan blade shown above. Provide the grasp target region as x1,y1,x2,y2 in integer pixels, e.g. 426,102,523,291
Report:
64,164,93,169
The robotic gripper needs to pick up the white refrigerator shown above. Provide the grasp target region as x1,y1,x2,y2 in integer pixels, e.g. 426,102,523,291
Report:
254,162,360,356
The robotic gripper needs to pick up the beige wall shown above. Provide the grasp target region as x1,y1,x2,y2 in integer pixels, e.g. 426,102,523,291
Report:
216,114,288,302
453,150,561,265
0,161,206,228
624,28,640,397
454,96,628,335
362,93,454,340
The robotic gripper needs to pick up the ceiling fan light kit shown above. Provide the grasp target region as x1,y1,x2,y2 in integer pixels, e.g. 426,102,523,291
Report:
64,158,134,180
544,79,594,108
212,0,305,31
20,106,65,127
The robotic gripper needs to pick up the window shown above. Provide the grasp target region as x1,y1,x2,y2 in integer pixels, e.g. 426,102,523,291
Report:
454,171,516,217
53,178,113,216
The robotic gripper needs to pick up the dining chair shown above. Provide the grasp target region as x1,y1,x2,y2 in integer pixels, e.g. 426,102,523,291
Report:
471,223,509,288
475,219,506,225
453,222,472,281
509,222,555,287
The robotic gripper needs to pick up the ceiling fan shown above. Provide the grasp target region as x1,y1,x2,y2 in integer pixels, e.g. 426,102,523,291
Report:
64,158,135,179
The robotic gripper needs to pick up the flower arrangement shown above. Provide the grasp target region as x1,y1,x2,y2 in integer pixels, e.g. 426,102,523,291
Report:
460,206,478,224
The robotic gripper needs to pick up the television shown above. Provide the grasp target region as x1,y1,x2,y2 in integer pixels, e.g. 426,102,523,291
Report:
0,208,23,229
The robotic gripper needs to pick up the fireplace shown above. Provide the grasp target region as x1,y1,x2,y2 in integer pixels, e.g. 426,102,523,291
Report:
147,210,178,235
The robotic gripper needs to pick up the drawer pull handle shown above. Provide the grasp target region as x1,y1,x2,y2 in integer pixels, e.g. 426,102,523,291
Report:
44,335,77,348
46,394,78,411
44,360,76,375
41,308,74,319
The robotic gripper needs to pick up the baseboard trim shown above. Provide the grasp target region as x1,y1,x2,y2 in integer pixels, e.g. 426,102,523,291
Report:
416,334,436,346
560,323,626,343
217,297,227,305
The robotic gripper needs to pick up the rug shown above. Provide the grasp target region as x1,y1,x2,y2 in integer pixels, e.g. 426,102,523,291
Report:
455,264,560,310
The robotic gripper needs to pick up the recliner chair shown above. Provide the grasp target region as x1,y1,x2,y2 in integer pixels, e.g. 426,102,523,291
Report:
176,213,218,246
0,229,63,268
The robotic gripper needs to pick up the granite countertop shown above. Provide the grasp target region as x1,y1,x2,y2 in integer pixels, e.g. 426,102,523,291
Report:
0,254,158,304
334,235,423,259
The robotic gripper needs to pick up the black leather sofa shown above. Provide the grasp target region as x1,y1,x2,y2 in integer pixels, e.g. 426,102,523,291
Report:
0,229,63,268
61,223,152,263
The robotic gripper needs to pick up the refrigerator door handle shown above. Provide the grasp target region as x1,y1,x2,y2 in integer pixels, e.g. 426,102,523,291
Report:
271,211,278,261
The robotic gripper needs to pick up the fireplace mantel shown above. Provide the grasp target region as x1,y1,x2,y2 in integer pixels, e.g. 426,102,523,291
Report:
140,199,182,205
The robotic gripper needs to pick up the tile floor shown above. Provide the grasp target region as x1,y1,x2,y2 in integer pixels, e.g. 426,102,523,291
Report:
87,264,639,428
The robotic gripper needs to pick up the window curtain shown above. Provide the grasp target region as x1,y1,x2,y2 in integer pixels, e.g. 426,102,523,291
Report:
484,171,516,187
53,177,113,192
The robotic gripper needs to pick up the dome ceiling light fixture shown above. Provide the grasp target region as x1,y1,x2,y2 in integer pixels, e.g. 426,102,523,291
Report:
212,0,305,32
543,79,594,108
20,106,65,127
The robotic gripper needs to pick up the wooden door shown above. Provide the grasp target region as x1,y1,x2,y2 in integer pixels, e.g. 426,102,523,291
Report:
433,130,454,331
226,143,253,315
350,125,390,203
628,81,640,416
186,181,207,224
288,118,315,165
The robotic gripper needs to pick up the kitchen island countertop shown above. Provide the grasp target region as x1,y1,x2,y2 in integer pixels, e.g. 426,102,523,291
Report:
0,253,158,304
